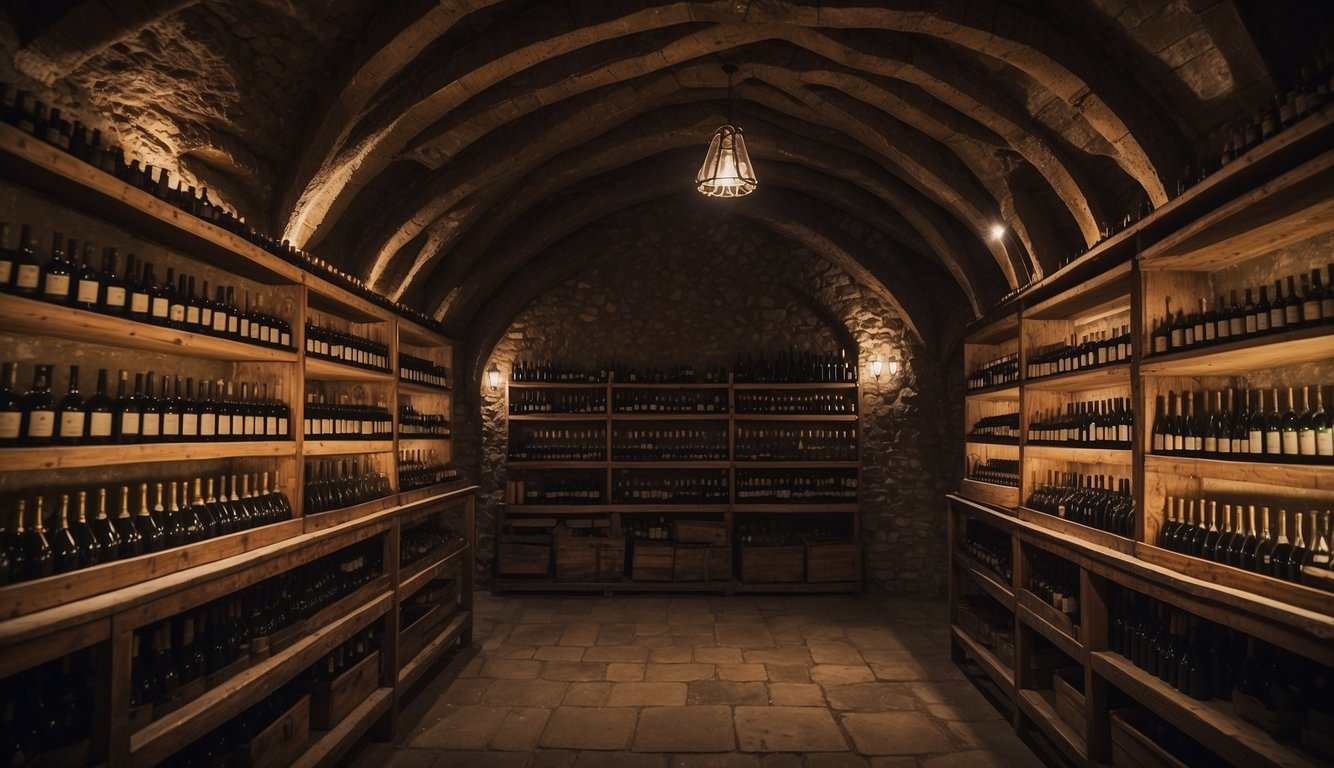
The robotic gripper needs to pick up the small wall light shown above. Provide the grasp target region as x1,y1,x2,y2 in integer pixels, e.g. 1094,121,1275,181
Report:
870,358,883,380
487,363,502,390
887,358,900,376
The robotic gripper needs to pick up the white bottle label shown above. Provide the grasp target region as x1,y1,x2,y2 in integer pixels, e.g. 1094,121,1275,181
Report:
27,410,54,438
1152,433,1165,452
0,411,19,439
89,411,113,437
1317,430,1333,457
104,286,127,309
142,412,160,437
182,413,198,437
162,412,180,435
1248,430,1263,453
76,279,100,304
200,412,216,436
217,415,231,437
1266,432,1281,454
15,264,40,290
131,293,150,314
42,273,70,297
1298,431,1316,456
1281,432,1298,455
186,306,200,325
0,260,11,284
213,312,228,333
120,411,140,437
170,304,185,323
151,297,169,319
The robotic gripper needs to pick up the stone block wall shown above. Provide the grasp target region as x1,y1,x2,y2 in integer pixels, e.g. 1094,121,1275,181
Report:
463,202,957,596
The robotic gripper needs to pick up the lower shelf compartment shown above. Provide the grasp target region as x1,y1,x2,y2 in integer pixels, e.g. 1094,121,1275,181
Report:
291,687,394,768
493,578,860,594
398,610,473,692
951,624,1015,698
1018,688,1091,767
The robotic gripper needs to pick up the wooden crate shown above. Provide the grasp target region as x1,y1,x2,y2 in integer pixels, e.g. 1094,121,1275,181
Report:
399,604,446,667
805,541,860,582
556,536,626,581
1110,709,1191,768
673,519,729,545
672,545,731,582
498,535,551,576
1052,667,1085,741
235,694,310,768
740,545,804,583
298,650,381,730
631,541,675,581
1233,689,1303,741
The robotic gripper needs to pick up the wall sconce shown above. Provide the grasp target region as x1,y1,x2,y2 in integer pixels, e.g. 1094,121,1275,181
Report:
870,358,884,380
887,358,900,376
487,363,501,390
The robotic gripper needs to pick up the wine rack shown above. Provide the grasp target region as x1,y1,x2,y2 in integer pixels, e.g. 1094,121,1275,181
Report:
950,102,1334,768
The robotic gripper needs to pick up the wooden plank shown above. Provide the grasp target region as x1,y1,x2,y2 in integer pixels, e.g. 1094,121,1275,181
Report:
965,384,1021,401
608,461,729,469
1016,596,1085,664
289,688,393,768
397,380,451,396
1135,542,1334,618
731,504,860,514
0,616,108,679
508,414,607,421
305,356,394,382
1091,652,1324,768
1023,363,1132,392
951,624,1016,698
959,478,1020,510
730,382,857,391
396,611,472,692
506,381,606,389
303,439,395,457
1024,261,1133,321
1139,325,1334,375
1017,689,1093,768
0,293,298,362
130,593,392,768
610,413,730,421
732,461,860,470
731,414,859,422
966,311,1021,345
1024,444,1132,465
1015,507,1136,555
1143,454,1334,492
399,541,469,600
0,439,295,472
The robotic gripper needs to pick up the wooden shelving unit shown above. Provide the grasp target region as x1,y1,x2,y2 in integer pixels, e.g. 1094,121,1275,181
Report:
0,120,474,767
951,110,1334,768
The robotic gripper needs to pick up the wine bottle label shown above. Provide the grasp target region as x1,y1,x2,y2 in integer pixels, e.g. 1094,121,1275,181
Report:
0,411,19,439
1318,431,1333,457
1256,313,1269,332
1299,431,1317,456
213,313,228,333
15,264,40,290
1152,433,1165,451
142,412,160,436
170,304,185,323
1323,297,1334,318
162,413,180,435
1281,432,1299,455
0,260,11,284
280,331,291,347
89,411,113,437
216,415,230,436
27,410,54,437
1285,305,1300,324
1248,430,1262,453
182,414,198,436
186,306,200,325
1244,315,1257,334
1302,300,1319,319
76,279,99,304
1153,336,1167,354
150,297,169,318
1203,436,1217,452
1266,433,1281,454
227,316,238,335
104,286,127,308
239,318,250,337
200,413,216,436
120,411,140,436
131,293,150,314
42,273,70,296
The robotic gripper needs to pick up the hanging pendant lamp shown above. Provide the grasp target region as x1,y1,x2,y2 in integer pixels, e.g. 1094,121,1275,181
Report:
696,64,757,198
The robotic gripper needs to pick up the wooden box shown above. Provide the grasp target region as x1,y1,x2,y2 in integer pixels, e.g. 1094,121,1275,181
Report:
740,545,804,583
1026,648,1063,689
406,578,458,608
1052,667,1085,740
556,536,626,581
673,519,729,545
1232,689,1303,741
805,541,861,582
300,650,381,730
235,694,310,768
399,604,445,667
498,536,551,576
672,545,731,582
631,542,675,581
1304,709,1334,761
1110,709,1190,768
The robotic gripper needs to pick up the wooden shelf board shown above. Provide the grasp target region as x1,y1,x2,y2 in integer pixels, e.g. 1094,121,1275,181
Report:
965,437,1021,449
1140,146,1334,269
0,439,295,471
397,480,470,507
301,495,399,532
1017,689,1092,768
615,382,731,390
955,552,1015,610
1017,595,1085,664
732,413,859,422
966,313,1020,346
507,413,606,421
305,357,394,382
303,439,395,456
965,384,1020,401
958,479,1020,510
130,590,392,768
1024,363,1131,392
399,541,469,600
731,581,860,593
398,380,451,396
1139,325,1334,375
609,461,729,469
1091,651,1326,768
507,460,607,469
0,294,298,362
951,624,1016,699
611,413,730,421
502,504,731,514
495,579,729,593
1024,444,1132,465
397,610,472,692
304,280,388,324
731,382,858,391
731,504,859,513
1014,507,1136,555
1023,260,1133,322
396,318,453,348
1134,542,1334,619
507,381,606,389
396,435,452,443
290,687,393,768
1143,454,1334,491
733,461,860,469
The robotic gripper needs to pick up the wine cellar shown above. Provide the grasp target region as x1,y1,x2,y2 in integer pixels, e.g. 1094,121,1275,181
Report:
2,3,1333,767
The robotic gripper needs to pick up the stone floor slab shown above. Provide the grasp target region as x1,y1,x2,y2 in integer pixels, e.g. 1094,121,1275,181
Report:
807,640,866,666
490,707,551,751
765,664,811,683
561,623,600,646
482,678,568,707
768,682,825,706
716,622,776,648
646,662,715,682
841,712,954,755
650,647,695,663
539,707,639,750
584,645,649,662
479,659,542,679
810,664,877,685
542,661,608,682
687,680,769,705
606,662,647,681
535,646,588,662
562,681,613,706
823,683,917,712
718,663,767,681
608,681,688,707
409,705,509,749
670,755,762,768
693,647,744,664
734,706,848,752
633,705,735,752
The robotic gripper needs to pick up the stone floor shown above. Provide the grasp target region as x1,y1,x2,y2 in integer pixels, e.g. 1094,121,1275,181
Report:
347,591,1045,768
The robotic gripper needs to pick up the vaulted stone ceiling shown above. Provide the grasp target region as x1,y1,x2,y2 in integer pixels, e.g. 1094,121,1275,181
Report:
2,0,1320,350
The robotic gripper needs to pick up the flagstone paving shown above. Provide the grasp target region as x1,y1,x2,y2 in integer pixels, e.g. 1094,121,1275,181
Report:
349,592,1044,768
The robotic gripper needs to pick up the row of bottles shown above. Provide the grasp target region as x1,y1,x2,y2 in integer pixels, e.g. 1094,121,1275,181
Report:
302,457,392,514
0,224,293,349
509,389,605,414
162,686,305,768
508,428,606,461
1150,271,1334,357
399,449,457,492
1026,552,1080,627
961,520,1012,582
734,391,857,414
398,351,449,389
1157,498,1332,589
732,349,856,383
1,363,288,447
965,457,1019,488
398,402,450,436
302,393,392,440
734,426,857,462
2,472,290,584
1026,326,1132,379
517,476,603,504
612,362,729,384
611,428,728,461
966,353,1019,391
1217,47,1334,168
1152,386,1333,462
0,81,447,332
510,360,603,383
1028,398,1134,448
0,648,94,766
1025,471,1136,538
614,389,727,413
624,515,674,540
967,412,1020,442
615,476,730,504
400,520,460,565
1109,586,1334,740
304,320,390,372
734,471,858,503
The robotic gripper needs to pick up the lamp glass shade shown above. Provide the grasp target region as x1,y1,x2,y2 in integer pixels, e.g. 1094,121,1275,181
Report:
869,359,883,378
887,358,900,376
696,125,757,198
487,364,501,390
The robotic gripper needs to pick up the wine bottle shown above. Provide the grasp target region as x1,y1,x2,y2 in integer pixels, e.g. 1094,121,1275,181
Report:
1264,388,1282,455
1281,386,1300,457
167,270,185,328
39,232,72,304
50,494,79,573
20,364,55,446
91,488,121,562
84,368,114,445
126,255,150,322
113,486,143,558
54,364,86,445
1316,386,1333,459
20,497,54,580
1240,505,1261,571
0,362,20,447
1302,510,1332,587
10,225,40,297
0,222,14,290
1254,507,1276,574
71,490,102,567
115,371,141,444
1284,511,1307,582
72,241,100,310
100,247,126,315
146,263,169,325
1269,510,1293,580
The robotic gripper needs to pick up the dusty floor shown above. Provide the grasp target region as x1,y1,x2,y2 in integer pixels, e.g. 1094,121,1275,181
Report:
347,591,1044,768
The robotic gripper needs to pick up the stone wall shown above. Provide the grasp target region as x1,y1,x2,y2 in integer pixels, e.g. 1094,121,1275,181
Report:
463,201,955,596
